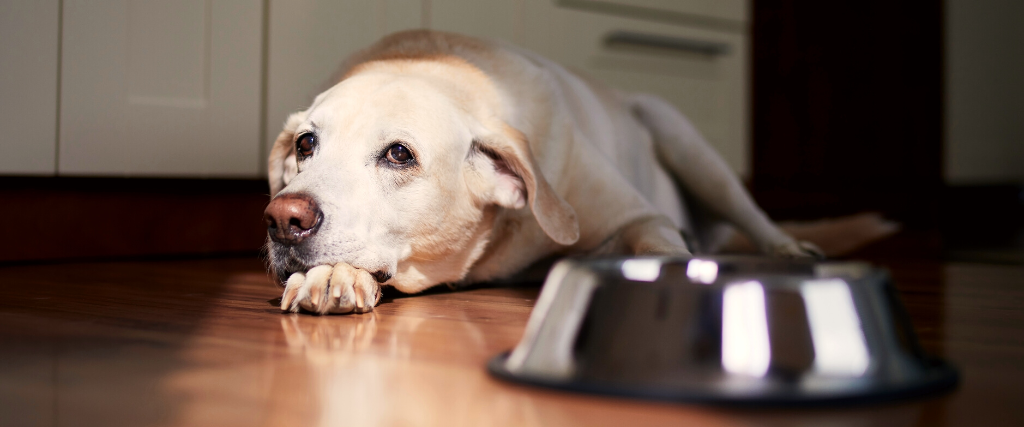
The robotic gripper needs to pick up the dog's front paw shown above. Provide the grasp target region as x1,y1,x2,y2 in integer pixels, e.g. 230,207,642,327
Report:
280,263,381,314
769,240,826,260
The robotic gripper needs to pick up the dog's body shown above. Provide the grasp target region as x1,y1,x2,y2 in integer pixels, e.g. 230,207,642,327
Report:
264,30,818,314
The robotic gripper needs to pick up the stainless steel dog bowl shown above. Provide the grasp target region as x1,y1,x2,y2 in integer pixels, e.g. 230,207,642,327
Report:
488,256,958,405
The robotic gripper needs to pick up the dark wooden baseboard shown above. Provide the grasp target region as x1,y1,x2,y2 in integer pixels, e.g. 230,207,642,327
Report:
1,177,271,263
4,176,1019,264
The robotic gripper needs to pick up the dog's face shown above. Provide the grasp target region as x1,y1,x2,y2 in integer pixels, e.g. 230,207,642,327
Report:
265,62,578,292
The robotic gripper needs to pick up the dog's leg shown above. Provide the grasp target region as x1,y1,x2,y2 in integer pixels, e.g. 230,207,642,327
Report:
280,263,382,314
630,94,821,258
592,215,692,256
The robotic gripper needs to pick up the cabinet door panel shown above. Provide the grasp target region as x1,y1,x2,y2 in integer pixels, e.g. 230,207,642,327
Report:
60,0,262,177
265,0,423,176
523,0,748,176
0,0,59,175
559,0,747,25
429,0,520,42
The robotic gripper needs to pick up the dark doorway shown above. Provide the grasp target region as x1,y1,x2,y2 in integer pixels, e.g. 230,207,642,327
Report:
750,1,944,229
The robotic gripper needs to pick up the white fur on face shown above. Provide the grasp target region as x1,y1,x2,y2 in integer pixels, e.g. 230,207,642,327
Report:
270,70,496,289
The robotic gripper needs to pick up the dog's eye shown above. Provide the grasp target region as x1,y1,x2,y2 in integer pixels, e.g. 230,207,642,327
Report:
295,133,316,157
385,143,414,165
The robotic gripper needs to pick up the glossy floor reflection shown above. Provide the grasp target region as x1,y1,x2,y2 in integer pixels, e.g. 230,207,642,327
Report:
0,258,1021,426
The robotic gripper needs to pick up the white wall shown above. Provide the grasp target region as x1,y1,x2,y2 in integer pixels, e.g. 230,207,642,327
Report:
945,0,1024,184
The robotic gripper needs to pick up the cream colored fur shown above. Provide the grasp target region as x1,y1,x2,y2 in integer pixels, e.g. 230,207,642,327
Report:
267,30,819,314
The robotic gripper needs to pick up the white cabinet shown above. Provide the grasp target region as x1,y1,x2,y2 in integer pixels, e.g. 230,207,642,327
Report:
0,0,60,175
264,0,422,176
520,0,750,176
558,0,747,24
403,0,751,176
59,0,263,177
0,0,749,178
428,0,521,42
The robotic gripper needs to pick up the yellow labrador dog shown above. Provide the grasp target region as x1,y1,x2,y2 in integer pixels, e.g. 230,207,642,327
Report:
264,30,821,314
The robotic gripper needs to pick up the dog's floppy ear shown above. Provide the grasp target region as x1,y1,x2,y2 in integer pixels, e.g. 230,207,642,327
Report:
268,111,306,196
473,124,579,246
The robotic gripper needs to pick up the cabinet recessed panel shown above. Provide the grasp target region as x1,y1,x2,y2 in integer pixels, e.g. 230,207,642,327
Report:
430,0,520,42
127,1,208,107
60,0,262,177
265,0,423,176
558,0,747,26
522,1,749,176
0,0,59,175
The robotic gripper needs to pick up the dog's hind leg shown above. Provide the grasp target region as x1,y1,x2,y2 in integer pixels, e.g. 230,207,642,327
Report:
630,94,821,258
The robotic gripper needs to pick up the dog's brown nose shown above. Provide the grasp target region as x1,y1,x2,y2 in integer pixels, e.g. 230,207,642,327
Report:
264,193,322,246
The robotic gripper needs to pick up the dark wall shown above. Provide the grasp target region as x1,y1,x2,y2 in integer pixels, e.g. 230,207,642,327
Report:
751,1,944,226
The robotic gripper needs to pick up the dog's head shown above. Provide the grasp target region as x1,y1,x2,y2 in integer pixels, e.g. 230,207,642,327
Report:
265,59,578,291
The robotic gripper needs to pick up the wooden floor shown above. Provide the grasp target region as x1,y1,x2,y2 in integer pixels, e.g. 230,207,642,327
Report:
1,257,1022,426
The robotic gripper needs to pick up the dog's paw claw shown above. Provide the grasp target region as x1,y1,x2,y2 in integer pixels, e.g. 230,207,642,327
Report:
769,240,826,260
280,263,380,315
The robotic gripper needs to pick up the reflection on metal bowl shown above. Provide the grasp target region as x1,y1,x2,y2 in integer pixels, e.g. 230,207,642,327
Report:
488,256,958,405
